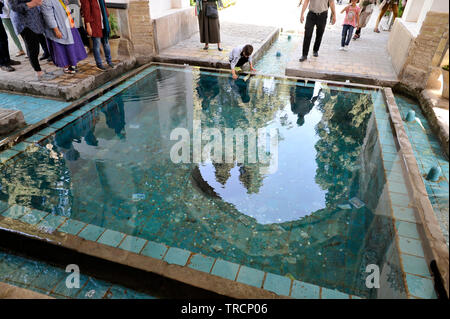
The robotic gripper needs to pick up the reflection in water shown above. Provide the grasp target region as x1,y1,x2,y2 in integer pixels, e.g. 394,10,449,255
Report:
0,68,406,298
102,95,126,139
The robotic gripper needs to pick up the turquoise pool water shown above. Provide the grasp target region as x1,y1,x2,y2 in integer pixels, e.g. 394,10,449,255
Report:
255,33,300,76
0,66,407,298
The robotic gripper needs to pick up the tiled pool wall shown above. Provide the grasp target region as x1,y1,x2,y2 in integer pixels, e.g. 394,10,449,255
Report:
371,92,438,299
0,65,443,299
0,247,156,299
395,95,449,246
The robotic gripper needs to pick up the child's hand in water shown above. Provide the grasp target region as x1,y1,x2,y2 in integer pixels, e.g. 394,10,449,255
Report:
232,73,239,80
250,67,257,72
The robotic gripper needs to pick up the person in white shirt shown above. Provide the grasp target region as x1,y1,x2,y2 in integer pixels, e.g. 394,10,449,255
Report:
229,44,256,80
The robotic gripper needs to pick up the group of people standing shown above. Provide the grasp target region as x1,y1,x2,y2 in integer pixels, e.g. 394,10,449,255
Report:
0,0,115,80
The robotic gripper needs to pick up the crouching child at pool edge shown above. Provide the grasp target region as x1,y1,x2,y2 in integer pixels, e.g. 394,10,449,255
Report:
229,44,256,80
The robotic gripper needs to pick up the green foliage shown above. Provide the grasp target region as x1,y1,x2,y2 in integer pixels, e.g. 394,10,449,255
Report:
443,65,449,71
109,13,120,39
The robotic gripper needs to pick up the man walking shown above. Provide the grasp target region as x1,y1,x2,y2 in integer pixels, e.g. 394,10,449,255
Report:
299,0,336,62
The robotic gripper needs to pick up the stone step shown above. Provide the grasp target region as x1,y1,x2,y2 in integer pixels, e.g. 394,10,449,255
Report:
0,108,26,136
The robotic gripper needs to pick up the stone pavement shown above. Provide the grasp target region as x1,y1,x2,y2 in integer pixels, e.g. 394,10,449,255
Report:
155,22,279,68
0,54,137,101
286,4,399,86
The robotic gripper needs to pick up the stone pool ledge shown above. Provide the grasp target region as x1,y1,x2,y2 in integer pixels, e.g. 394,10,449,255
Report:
0,56,139,101
0,204,360,300
383,88,449,298
0,282,53,299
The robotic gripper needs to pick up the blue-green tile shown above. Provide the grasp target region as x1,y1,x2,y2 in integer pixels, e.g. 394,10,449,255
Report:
0,149,19,163
119,236,147,254
406,274,437,299
263,272,291,296
37,214,67,232
20,209,48,225
321,287,350,299
97,229,125,247
52,274,89,298
396,221,420,239
77,278,111,299
392,207,416,223
398,236,425,258
163,247,191,266
291,280,320,299
58,219,86,235
211,259,239,281
141,241,168,260
2,205,31,219
401,254,431,277
78,224,105,241
188,254,215,273
236,266,265,288
0,201,9,214
11,142,31,152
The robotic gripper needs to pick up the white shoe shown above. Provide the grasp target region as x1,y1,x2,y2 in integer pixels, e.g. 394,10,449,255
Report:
339,47,345,51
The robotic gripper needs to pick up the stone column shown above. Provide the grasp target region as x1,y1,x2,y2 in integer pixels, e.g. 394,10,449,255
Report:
127,0,155,59
400,10,449,92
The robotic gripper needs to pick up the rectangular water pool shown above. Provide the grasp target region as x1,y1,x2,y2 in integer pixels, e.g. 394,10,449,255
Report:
0,65,435,298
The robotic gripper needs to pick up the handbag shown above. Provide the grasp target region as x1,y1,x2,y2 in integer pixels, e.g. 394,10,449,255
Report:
205,3,219,19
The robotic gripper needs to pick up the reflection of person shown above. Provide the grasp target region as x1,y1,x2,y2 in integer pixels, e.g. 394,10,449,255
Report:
299,0,336,62
196,72,220,110
290,84,317,126
102,96,126,139
374,0,399,33
55,125,81,161
195,0,223,51
229,44,256,80
229,76,251,104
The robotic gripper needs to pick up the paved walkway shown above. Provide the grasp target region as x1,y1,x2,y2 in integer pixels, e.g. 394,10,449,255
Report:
220,0,398,85
156,22,279,68
285,4,398,85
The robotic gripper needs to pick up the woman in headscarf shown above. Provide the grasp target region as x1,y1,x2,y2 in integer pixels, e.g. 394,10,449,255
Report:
195,0,223,51
41,0,87,74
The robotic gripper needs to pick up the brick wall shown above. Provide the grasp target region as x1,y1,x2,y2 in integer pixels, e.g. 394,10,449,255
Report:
400,11,449,91
128,0,155,57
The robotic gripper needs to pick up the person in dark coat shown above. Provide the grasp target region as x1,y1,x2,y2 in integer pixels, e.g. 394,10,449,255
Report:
195,0,223,51
80,0,114,71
